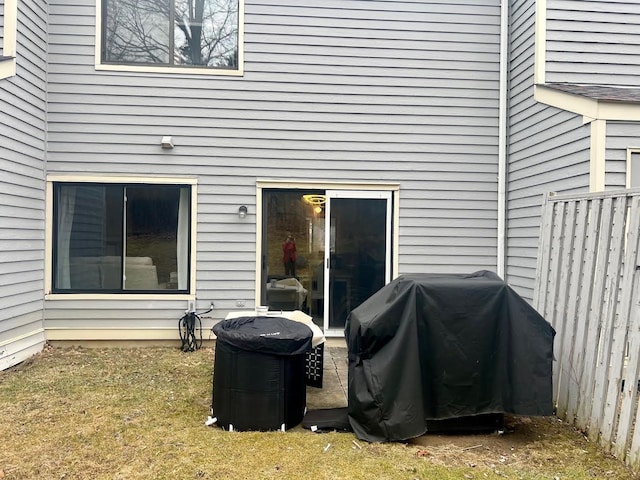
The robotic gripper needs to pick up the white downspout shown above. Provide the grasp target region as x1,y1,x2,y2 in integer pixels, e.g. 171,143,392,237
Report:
497,0,509,279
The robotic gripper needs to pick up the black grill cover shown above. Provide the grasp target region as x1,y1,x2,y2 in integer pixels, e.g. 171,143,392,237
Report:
345,271,555,442
212,316,313,355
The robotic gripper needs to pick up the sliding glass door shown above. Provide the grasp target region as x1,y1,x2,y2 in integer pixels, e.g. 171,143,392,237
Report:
261,188,392,336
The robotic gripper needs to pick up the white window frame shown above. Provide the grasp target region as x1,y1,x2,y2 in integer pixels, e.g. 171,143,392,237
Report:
0,0,17,79
627,148,640,189
45,175,198,300
94,0,244,76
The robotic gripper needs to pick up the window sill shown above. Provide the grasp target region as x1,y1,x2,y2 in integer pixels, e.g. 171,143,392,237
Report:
95,63,243,77
45,293,195,301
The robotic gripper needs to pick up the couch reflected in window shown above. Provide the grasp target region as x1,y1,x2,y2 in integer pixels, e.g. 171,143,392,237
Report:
266,277,307,311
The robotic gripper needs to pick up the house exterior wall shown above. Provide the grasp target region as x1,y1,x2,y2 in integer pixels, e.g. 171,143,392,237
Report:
0,0,47,368
44,0,504,337
545,0,640,87
506,0,591,301
2,0,635,356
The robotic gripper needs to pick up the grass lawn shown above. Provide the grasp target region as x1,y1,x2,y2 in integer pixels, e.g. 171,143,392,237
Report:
1,345,638,480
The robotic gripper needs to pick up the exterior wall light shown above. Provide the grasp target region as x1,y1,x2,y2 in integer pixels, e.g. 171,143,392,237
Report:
161,136,174,149
238,205,248,218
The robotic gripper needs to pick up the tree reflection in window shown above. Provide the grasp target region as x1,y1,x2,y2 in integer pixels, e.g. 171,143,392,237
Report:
103,0,238,68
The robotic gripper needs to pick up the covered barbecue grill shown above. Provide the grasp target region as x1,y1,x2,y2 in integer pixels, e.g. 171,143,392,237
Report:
345,271,555,442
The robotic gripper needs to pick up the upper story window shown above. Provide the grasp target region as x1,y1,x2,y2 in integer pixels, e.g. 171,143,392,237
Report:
98,0,242,74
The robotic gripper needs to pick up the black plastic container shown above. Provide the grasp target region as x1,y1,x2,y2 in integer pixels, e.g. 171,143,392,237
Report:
212,316,313,431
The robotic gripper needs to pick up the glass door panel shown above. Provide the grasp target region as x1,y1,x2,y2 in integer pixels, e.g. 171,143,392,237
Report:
261,189,325,326
261,188,392,335
324,191,391,335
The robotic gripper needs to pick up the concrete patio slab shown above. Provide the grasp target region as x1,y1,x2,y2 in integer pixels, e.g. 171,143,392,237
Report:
305,341,348,411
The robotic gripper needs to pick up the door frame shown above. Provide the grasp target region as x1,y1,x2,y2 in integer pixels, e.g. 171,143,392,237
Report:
256,180,400,334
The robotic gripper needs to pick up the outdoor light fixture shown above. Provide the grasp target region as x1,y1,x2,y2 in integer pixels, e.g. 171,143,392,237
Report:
238,205,248,218
161,136,174,149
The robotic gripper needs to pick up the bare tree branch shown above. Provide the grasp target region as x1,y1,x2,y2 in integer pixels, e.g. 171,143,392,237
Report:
104,0,238,68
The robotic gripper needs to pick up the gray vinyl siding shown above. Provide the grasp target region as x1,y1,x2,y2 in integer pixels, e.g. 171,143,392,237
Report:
45,0,502,328
43,299,199,332
545,0,640,87
0,0,47,369
605,122,640,189
507,0,591,302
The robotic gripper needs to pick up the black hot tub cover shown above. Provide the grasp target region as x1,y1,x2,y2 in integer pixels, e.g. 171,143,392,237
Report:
345,271,555,442
212,316,312,356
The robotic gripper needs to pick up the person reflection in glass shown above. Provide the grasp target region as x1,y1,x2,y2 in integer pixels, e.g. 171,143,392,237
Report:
282,233,297,277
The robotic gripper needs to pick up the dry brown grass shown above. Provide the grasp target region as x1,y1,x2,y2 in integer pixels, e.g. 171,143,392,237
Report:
1,345,639,480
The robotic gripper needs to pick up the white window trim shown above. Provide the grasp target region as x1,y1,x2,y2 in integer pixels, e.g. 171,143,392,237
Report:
534,0,547,85
0,0,18,79
45,174,198,300
627,148,640,189
94,0,244,76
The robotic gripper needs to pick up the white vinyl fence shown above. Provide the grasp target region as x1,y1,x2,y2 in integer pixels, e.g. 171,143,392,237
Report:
534,188,640,468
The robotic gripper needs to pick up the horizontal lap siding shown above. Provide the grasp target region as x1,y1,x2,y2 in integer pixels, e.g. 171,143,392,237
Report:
43,299,208,341
546,0,640,87
507,0,590,302
0,312,45,371
45,0,502,325
0,0,46,369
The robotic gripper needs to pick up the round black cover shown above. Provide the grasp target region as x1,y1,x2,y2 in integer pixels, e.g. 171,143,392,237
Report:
212,316,312,356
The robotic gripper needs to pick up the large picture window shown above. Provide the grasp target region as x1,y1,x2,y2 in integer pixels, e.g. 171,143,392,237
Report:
101,0,239,69
52,182,191,293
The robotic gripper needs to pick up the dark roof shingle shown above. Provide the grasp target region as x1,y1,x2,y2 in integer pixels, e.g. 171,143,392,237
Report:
543,83,640,103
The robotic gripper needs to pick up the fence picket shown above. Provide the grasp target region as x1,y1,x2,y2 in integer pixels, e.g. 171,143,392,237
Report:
613,196,640,460
548,202,568,401
559,199,590,421
576,197,613,432
626,292,640,468
533,193,554,313
588,197,626,442
555,201,578,417
567,199,601,422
